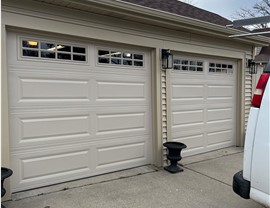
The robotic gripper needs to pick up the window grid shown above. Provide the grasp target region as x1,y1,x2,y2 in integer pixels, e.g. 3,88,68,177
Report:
209,62,233,74
97,49,144,68
173,58,204,72
21,39,87,62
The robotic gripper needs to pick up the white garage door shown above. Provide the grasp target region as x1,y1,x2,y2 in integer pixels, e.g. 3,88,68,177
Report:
169,55,236,156
7,32,152,192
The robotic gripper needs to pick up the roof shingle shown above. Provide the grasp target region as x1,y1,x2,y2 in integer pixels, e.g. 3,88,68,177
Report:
255,46,270,62
121,0,232,26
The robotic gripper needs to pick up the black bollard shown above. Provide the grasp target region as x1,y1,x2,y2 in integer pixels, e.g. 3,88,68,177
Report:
163,142,187,173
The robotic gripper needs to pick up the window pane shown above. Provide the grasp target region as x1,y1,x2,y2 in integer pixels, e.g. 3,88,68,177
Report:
216,63,221,68
182,60,188,65
123,60,132,65
123,53,132,59
189,67,196,71
181,66,188,70
228,65,233,69
41,43,55,50
216,68,222,72
73,47,86,54
222,69,227,73
134,54,143,60
22,40,39,48
111,51,121,58
98,57,109,63
197,67,203,72
222,64,227,68
23,50,39,57
99,50,110,57
209,63,215,67
57,53,71,60
174,59,181,64
174,65,180,70
111,59,121,65
197,62,203,66
41,51,55,59
73,55,86,62
134,61,143,67
190,61,196,65
57,45,71,52
209,68,215,72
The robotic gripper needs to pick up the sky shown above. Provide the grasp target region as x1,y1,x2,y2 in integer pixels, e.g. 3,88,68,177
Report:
189,0,259,20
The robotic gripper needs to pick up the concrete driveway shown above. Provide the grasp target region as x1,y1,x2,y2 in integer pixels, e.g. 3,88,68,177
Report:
3,147,264,208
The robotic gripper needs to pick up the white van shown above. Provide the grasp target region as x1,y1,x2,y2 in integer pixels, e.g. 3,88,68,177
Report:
233,61,270,207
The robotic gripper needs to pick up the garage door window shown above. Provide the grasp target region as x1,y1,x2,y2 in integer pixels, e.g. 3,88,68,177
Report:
97,49,144,68
209,62,233,74
173,58,204,72
21,39,87,62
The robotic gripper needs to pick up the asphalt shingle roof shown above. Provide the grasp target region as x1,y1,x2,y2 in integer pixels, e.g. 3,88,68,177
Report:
255,46,270,62
121,0,232,26
252,28,270,37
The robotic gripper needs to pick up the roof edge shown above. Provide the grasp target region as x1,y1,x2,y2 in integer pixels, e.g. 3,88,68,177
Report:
81,0,270,45
31,0,270,45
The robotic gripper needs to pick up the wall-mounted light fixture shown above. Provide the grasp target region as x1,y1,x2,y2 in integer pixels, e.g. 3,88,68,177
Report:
162,49,173,69
247,59,257,74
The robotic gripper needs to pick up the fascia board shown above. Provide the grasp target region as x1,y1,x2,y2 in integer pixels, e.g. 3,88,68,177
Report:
17,0,270,45
71,0,270,45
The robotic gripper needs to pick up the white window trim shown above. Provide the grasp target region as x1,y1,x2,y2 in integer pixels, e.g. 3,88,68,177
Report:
96,47,145,69
172,56,205,73
208,61,234,75
18,36,89,65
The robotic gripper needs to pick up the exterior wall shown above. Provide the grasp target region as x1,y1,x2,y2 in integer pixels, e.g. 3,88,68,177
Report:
1,0,259,197
245,54,253,131
1,23,12,201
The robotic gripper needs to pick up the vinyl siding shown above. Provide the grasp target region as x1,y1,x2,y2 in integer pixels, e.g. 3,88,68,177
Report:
245,67,253,129
161,70,168,164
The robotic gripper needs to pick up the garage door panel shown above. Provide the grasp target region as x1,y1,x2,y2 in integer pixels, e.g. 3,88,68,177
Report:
173,134,204,149
207,107,233,122
172,109,204,126
96,81,146,101
207,129,233,146
96,112,146,135
96,142,146,167
8,71,91,107
20,78,90,100
206,121,234,133
172,84,204,100
10,108,150,151
10,112,92,150
11,146,92,192
22,150,90,180
207,85,234,100
21,115,90,140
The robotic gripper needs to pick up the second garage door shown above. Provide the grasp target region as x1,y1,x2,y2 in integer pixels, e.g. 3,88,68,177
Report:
8,32,152,192
169,54,237,156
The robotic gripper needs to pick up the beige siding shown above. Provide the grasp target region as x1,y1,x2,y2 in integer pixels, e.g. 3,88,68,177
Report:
245,68,253,128
161,70,168,164
244,51,255,130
